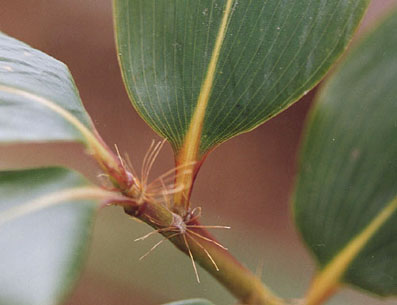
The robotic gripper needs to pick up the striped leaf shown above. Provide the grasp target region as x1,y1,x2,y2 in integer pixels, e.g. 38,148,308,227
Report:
114,0,369,161
294,10,397,301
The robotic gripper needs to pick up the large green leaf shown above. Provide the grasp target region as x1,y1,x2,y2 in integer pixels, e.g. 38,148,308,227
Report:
114,0,369,158
0,167,97,305
163,299,214,305
294,10,397,297
0,32,93,144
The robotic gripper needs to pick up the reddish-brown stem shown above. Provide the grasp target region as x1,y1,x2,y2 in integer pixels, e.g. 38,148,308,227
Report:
89,133,284,304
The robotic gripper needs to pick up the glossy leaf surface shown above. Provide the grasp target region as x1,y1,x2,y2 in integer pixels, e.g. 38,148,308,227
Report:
0,167,96,305
114,0,369,158
294,11,397,296
163,299,214,305
0,32,94,144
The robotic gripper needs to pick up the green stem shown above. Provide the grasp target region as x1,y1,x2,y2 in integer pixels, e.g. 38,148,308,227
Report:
173,223,284,305
124,202,285,305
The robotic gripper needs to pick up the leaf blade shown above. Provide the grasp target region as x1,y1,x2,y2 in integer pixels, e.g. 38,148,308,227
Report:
0,33,126,178
0,167,97,305
0,32,93,144
294,10,397,298
114,0,370,157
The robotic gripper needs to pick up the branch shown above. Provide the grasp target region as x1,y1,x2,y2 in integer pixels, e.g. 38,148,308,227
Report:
123,201,286,305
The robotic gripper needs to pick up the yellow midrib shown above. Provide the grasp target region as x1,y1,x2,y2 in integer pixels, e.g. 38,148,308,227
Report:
174,0,234,210
0,186,116,226
0,84,119,172
305,195,397,305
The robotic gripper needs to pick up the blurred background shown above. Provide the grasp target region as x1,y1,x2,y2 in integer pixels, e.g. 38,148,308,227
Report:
0,1,396,304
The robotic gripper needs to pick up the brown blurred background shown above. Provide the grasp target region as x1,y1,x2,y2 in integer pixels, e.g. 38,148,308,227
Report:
1,1,397,304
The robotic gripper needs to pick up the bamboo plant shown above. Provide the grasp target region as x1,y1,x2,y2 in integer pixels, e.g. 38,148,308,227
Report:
0,1,396,305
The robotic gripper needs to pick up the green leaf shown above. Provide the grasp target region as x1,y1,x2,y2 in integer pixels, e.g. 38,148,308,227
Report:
0,33,122,176
0,32,94,144
294,10,397,297
0,167,97,305
114,0,370,159
163,299,214,305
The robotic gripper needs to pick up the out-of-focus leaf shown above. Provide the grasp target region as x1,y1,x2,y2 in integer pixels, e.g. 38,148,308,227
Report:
0,167,96,305
294,11,397,297
114,0,369,161
163,299,215,305
0,32,94,144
